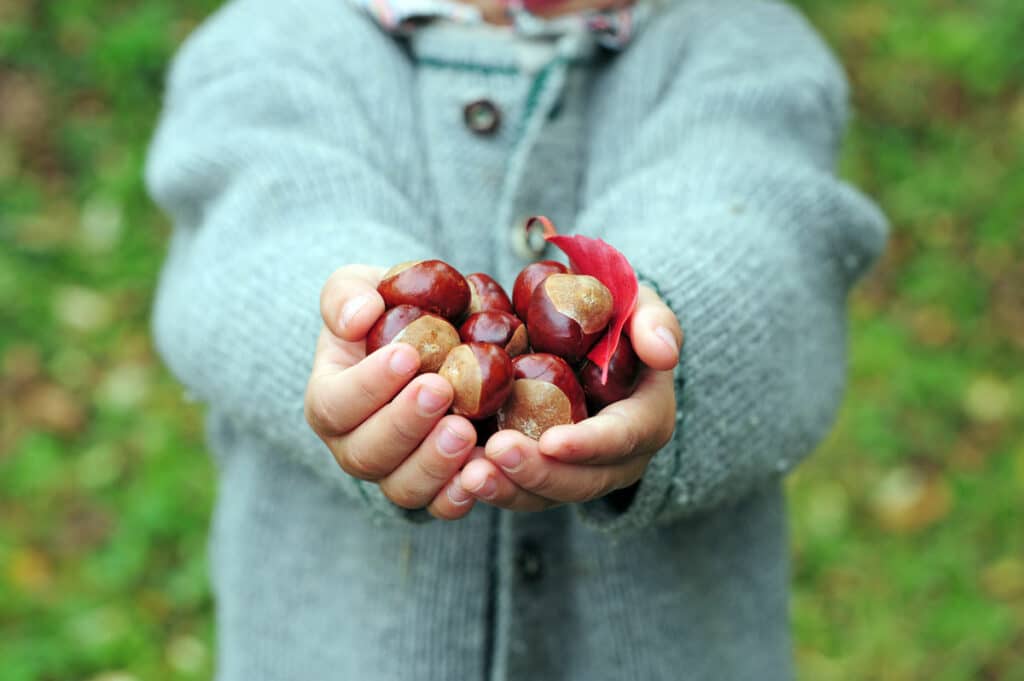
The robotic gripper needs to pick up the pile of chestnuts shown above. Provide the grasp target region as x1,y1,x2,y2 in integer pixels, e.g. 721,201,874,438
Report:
366,232,642,441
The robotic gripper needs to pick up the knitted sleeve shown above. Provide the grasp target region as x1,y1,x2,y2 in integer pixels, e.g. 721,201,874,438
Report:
145,0,437,521
574,0,889,533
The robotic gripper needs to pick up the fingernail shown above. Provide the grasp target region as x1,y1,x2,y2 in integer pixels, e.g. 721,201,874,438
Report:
417,386,449,416
340,295,370,329
469,476,498,499
438,426,470,456
491,446,522,472
389,346,418,375
655,325,679,358
447,477,473,505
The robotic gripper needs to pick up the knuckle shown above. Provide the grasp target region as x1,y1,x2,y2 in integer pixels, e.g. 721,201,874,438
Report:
389,413,426,449
354,374,383,407
524,465,555,497
607,410,639,456
379,473,436,510
490,484,521,507
381,484,424,510
581,475,611,503
304,380,336,435
339,442,387,481
417,453,457,486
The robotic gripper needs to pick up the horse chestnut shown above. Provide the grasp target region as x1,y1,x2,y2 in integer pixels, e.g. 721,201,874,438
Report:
465,273,514,316
378,260,470,321
511,260,569,323
526,273,613,364
459,311,529,357
496,353,587,439
438,342,514,420
578,334,640,411
365,305,460,374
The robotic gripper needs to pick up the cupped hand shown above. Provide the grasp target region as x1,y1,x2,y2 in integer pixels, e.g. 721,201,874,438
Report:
459,285,682,511
304,265,481,521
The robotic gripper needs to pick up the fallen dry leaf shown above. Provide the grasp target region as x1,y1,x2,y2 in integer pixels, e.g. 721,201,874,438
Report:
167,635,208,675
872,466,954,534
2,344,42,385
21,381,87,435
981,558,1024,602
7,547,54,593
910,304,957,347
963,376,1013,424
98,363,152,409
0,69,49,140
53,286,113,332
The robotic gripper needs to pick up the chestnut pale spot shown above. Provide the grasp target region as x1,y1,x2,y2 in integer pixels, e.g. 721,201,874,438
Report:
439,345,482,416
512,260,569,323
544,274,613,333
380,261,419,280
468,284,482,315
393,316,460,373
497,379,572,440
506,324,529,357
382,260,421,279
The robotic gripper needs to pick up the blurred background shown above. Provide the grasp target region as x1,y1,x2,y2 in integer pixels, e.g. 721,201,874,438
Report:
1,0,1021,679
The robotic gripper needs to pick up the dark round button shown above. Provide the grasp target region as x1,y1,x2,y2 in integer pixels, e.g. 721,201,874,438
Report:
516,539,544,583
464,99,501,135
510,216,549,260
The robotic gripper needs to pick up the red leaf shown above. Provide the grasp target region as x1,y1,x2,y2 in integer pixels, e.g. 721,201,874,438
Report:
525,216,638,383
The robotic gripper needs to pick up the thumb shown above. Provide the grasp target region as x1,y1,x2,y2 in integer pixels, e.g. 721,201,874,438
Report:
320,265,386,342
627,285,683,371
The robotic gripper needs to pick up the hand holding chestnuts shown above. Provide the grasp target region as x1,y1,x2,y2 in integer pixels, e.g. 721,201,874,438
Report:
371,216,643,440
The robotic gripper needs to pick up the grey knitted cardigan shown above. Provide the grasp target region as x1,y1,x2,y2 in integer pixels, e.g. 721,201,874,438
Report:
146,0,887,678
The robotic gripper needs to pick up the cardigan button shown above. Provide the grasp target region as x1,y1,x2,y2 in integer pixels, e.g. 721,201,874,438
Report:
510,217,549,260
516,538,544,583
463,99,501,135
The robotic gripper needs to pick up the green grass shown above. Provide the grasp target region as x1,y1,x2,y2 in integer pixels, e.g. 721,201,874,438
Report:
1,1,1022,679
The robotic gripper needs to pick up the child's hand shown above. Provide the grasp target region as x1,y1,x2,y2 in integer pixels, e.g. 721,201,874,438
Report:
458,286,682,511
305,265,481,521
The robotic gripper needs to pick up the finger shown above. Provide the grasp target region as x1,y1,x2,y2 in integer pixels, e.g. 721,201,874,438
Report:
320,265,386,342
426,447,487,521
305,342,421,437
538,368,676,464
332,371,453,480
628,285,683,371
483,430,647,505
379,415,476,510
460,458,556,512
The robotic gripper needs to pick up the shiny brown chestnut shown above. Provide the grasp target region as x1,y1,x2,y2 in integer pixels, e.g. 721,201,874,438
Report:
459,311,529,357
465,273,514,316
526,273,614,364
511,260,569,323
438,342,514,420
365,305,460,374
496,353,587,439
377,260,470,321
578,334,641,411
